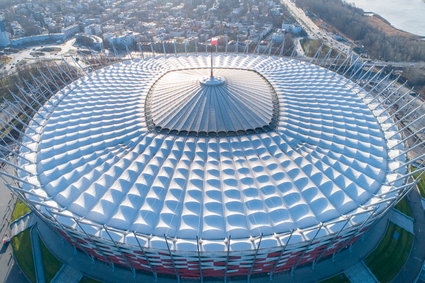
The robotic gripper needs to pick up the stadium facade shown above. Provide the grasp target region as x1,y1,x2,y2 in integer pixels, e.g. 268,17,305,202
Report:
2,53,423,280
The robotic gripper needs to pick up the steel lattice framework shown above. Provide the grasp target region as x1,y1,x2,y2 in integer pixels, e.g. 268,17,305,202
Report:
0,50,424,281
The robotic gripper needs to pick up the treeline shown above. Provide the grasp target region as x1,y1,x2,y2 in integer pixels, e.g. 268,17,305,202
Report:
297,0,425,62
0,61,77,101
0,64,42,101
402,67,425,95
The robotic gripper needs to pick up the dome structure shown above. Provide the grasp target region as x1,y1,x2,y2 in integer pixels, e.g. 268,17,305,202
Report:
146,68,279,135
15,54,408,278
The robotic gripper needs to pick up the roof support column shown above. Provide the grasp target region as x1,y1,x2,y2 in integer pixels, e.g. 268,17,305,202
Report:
164,234,180,283
133,231,157,280
269,229,295,280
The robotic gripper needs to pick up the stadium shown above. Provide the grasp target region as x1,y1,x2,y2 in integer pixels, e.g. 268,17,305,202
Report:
1,51,422,280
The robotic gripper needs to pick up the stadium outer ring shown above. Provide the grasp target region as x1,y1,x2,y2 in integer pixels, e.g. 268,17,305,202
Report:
14,53,409,279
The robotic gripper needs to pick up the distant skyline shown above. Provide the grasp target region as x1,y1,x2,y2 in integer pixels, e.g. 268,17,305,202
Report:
346,0,425,36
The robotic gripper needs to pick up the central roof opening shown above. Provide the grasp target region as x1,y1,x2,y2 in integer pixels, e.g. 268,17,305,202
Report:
145,68,279,136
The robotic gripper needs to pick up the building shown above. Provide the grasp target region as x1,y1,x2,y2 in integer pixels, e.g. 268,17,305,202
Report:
104,31,139,48
10,33,63,47
0,20,10,47
3,53,418,280
62,24,80,40
84,24,102,36
271,31,284,44
10,21,25,38
282,23,303,34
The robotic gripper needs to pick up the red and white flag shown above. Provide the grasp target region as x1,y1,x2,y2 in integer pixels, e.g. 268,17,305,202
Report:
211,37,218,45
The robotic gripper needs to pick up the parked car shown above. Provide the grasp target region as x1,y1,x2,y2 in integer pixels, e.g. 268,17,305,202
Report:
3,236,10,244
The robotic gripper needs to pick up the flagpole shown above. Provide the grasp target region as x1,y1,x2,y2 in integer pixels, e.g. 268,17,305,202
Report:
210,41,213,78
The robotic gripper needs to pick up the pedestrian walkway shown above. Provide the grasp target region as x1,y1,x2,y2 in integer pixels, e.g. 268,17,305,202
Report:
389,208,414,234
52,264,83,283
9,212,35,237
30,225,46,283
345,261,378,283
418,263,425,283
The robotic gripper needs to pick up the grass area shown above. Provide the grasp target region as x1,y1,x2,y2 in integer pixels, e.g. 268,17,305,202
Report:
320,273,350,283
39,47,61,53
79,276,103,283
11,199,31,222
16,59,28,66
11,223,62,283
40,239,62,282
365,223,413,282
394,196,413,217
301,38,334,57
11,230,36,283
412,167,425,198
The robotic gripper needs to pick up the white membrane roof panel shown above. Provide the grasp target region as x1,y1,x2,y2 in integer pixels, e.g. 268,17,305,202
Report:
22,54,397,242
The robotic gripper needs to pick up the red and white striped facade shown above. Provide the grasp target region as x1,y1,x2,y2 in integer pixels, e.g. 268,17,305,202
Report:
51,218,369,279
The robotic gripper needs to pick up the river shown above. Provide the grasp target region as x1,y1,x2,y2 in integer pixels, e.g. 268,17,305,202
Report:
345,0,425,37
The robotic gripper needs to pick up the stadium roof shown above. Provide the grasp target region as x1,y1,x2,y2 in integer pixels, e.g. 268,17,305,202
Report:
18,54,405,250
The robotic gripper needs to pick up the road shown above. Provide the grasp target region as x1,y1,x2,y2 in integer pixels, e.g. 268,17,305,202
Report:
281,0,352,55
281,0,425,69
1,38,78,75
293,37,305,57
367,61,425,69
